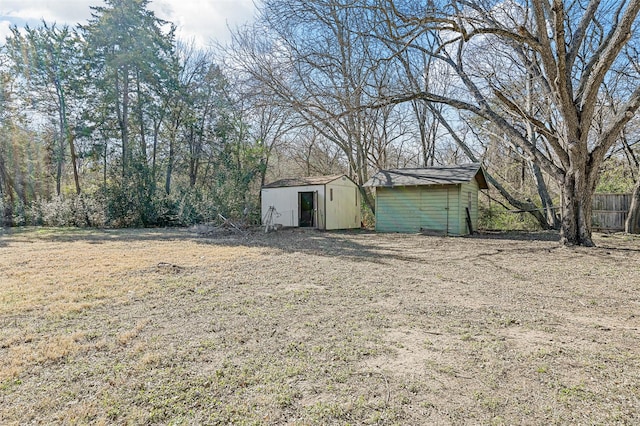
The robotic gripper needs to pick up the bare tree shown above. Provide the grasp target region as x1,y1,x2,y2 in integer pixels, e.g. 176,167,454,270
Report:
393,30,561,228
371,0,640,246
227,0,411,212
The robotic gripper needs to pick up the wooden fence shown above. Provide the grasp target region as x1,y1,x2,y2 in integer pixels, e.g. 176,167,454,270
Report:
592,193,631,231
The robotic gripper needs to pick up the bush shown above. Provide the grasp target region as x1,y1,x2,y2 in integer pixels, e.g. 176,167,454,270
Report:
156,187,258,227
30,194,108,227
478,203,542,231
1,181,261,229
0,197,27,226
596,162,635,193
103,180,157,227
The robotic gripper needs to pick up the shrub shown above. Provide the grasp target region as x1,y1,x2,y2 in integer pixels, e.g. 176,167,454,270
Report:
30,194,108,227
478,203,542,231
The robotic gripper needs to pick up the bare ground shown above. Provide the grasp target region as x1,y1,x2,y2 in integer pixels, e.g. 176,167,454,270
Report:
0,227,639,425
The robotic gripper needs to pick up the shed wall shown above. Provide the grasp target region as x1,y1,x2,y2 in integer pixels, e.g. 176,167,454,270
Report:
325,178,361,230
420,186,459,234
375,183,479,235
261,185,326,229
375,187,422,232
459,181,480,233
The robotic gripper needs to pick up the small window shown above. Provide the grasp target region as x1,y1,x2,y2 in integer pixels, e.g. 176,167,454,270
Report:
330,188,333,202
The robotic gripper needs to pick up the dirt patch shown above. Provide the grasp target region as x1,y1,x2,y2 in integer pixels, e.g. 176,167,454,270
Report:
1,227,639,424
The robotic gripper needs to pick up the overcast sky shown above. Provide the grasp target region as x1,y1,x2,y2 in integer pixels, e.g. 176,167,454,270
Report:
0,0,257,47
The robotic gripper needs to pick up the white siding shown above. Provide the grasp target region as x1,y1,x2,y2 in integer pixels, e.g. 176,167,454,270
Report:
325,177,361,230
261,185,326,228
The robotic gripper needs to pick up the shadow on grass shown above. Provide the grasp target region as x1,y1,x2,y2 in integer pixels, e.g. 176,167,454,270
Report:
468,230,561,242
197,228,404,263
0,226,194,244
0,227,8,247
207,227,640,263
4,226,637,262
472,230,640,259
194,227,566,265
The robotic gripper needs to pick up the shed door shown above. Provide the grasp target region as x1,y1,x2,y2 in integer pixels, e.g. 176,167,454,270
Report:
420,187,450,234
298,191,315,227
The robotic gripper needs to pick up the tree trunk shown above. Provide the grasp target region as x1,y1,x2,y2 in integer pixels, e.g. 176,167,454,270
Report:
55,75,80,195
55,136,63,196
164,143,174,195
115,66,130,177
625,171,640,234
188,125,199,187
68,131,81,195
151,123,157,192
54,82,64,196
102,133,108,188
136,71,147,161
530,162,559,229
560,171,595,246
0,155,11,227
359,186,374,214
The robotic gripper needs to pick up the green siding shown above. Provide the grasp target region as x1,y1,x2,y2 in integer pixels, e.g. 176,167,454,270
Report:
376,187,422,232
459,182,479,234
376,182,480,235
420,187,459,234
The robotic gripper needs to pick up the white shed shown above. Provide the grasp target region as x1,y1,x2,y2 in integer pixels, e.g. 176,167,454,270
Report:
261,175,361,230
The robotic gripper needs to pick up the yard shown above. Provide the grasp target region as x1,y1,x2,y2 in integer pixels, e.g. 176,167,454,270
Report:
1,227,639,424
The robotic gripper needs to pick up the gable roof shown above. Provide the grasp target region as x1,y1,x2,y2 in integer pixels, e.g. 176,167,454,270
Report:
363,163,489,189
262,174,348,189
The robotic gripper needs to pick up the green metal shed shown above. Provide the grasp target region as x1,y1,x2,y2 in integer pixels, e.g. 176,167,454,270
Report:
364,163,489,235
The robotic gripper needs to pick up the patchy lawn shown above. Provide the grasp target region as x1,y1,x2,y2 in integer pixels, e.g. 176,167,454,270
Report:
1,227,639,424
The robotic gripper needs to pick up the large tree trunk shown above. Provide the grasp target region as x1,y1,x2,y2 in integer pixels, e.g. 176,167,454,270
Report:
560,171,595,246
625,173,640,234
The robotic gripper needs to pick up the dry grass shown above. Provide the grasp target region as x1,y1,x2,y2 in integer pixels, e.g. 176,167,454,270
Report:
1,226,639,424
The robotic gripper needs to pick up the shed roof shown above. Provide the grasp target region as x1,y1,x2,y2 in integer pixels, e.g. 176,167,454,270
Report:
262,174,348,189
364,163,489,189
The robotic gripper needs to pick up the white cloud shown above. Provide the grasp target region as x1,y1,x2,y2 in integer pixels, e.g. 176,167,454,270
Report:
1,0,256,47
153,0,255,46
1,1,93,24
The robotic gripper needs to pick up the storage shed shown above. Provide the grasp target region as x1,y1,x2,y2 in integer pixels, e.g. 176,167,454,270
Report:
364,163,488,235
261,175,361,230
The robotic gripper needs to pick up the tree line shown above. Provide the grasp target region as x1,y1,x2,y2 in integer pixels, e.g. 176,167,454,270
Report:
1,0,639,246
1,0,267,228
